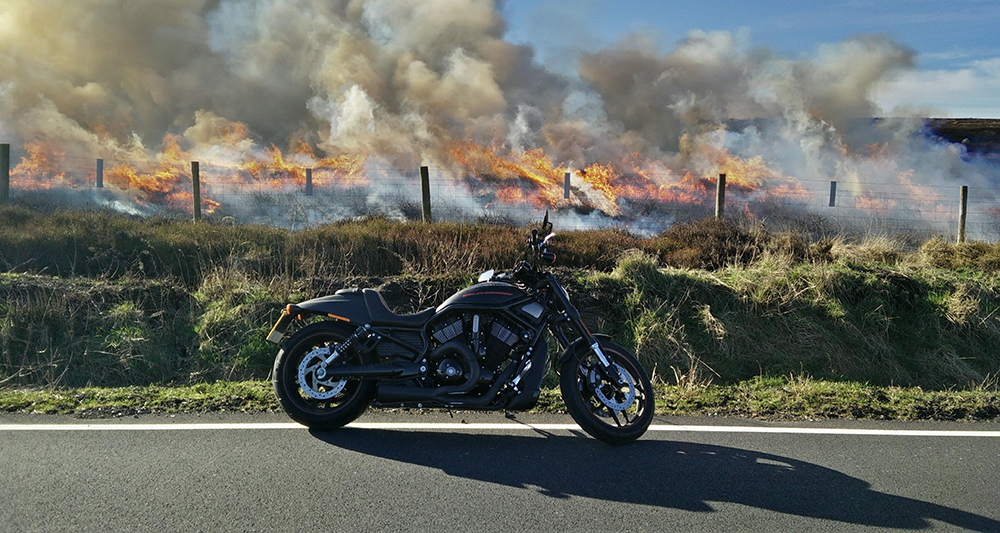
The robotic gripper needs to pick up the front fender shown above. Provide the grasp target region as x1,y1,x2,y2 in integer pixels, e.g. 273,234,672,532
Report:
558,334,615,366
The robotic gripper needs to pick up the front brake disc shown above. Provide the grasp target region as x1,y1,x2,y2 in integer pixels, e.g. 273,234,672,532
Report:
588,363,636,412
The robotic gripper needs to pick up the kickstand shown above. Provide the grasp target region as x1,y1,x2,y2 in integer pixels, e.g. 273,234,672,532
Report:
504,411,516,420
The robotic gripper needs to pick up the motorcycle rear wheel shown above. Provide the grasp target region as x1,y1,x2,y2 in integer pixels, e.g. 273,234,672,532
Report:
560,339,654,444
272,321,375,429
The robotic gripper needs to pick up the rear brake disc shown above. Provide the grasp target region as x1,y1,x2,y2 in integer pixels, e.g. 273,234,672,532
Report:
297,347,348,400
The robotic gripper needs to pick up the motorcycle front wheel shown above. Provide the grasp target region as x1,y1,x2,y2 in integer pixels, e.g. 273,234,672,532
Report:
272,321,376,429
560,339,654,444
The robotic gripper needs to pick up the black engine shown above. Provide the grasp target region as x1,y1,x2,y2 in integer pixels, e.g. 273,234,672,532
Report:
430,313,525,386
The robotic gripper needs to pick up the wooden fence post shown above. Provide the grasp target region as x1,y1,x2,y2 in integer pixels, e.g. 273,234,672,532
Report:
192,161,201,222
420,165,432,223
715,173,726,219
1,144,9,203
96,159,104,188
829,181,837,207
958,185,968,243
564,172,571,199
305,168,313,196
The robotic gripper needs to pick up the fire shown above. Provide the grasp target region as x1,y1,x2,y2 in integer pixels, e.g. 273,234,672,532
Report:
237,144,306,186
7,117,951,228
11,142,84,190
707,146,810,203
106,135,221,213
222,139,369,188
447,140,790,217
851,145,952,217
577,162,617,202
449,141,567,208
108,135,185,195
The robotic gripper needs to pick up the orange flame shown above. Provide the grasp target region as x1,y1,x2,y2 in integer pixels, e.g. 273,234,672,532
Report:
9,118,955,226
104,135,221,213
11,142,85,189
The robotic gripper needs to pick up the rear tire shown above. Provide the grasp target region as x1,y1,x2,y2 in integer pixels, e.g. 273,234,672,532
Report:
560,339,654,444
272,321,375,429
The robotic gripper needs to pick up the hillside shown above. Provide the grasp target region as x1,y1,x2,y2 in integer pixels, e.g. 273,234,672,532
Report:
2,207,1000,394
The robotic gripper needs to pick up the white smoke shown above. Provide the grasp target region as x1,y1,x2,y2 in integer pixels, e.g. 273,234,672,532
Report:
0,0,995,235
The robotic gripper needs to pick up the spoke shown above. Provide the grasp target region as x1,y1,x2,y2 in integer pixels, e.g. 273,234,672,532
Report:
591,399,604,415
609,408,623,427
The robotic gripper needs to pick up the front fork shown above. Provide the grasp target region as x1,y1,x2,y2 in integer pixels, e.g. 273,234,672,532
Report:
547,275,624,385
574,322,625,386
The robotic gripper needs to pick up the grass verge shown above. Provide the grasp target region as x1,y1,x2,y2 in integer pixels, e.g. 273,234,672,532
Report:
3,378,998,422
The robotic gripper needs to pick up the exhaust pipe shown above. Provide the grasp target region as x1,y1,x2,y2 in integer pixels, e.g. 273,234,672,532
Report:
376,360,517,407
324,362,420,379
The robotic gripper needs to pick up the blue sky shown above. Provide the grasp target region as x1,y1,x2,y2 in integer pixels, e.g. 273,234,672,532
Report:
501,0,1000,117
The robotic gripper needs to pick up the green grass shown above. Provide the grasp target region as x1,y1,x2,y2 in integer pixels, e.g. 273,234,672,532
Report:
4,378,997,421
0,381,276,415
655,376,1000,421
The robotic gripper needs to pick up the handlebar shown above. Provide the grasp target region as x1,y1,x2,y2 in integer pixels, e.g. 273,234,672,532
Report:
525,212,557,270
485,213,555,285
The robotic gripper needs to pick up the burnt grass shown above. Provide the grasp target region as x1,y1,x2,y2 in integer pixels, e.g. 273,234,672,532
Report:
3,207,1000,420
927,118,1000,157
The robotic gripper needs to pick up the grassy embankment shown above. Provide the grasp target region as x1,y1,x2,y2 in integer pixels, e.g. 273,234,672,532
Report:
2,206,999,420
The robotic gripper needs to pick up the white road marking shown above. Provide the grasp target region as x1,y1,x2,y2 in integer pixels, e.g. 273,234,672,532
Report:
0,422,998,437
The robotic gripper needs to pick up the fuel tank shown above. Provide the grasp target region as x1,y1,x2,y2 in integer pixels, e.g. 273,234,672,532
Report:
436,282,529,313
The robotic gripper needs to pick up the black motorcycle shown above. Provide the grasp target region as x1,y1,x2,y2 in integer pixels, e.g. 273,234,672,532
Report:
266,214,655,444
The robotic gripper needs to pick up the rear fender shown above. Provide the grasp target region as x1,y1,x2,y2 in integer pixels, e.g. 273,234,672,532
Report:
295,290,372,324
266,290,371,345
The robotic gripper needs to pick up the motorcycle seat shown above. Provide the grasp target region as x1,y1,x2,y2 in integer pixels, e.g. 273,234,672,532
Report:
363,289,435,327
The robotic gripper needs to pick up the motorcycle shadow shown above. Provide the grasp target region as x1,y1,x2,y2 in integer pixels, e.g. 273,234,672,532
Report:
310,426,999,531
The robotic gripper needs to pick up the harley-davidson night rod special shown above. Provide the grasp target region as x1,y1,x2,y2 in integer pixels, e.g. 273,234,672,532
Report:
266,214,654,444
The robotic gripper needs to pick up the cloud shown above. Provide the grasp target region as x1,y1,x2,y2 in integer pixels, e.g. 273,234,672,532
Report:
874,57,1000,118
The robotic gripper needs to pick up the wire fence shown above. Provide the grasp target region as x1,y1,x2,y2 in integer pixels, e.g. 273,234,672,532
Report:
2,144,998,241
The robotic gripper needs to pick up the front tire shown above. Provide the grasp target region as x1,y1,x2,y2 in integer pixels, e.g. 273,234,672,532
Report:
272,321,375,429
560,339,654,444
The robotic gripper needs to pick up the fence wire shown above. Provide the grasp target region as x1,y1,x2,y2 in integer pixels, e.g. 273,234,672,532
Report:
2,154,999,241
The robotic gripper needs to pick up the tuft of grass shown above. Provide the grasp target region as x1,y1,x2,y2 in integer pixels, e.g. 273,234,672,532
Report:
0,273,196,388
578,250,1000,390
191,268,287,381
830,234,907,265
917,237,1000,272
648,218,769,270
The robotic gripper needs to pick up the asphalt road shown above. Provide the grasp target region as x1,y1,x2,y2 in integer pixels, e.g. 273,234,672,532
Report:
2,411,999,532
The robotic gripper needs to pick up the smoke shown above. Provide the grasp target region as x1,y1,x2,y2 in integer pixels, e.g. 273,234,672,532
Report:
0,0,994,234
